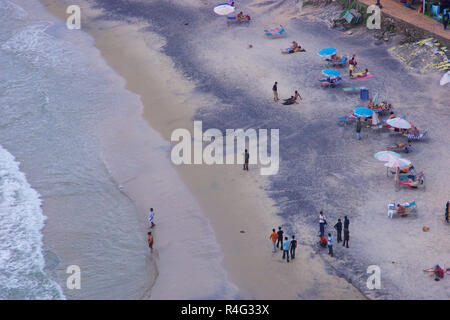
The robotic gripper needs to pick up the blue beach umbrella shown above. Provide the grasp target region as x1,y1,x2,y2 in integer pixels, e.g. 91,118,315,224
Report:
353,107,374,117
322,69,341,77
318,47,337,57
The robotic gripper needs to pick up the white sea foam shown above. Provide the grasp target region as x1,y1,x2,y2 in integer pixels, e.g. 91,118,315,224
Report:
0,144,65,299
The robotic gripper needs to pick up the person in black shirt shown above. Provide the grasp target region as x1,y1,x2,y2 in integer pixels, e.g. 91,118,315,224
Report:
343,229,350,248
276,226,283,249
272,81,279,102
290,235,297,259
443,12,449,30
243,149,249,171
344,216,350,230
334,219,342,243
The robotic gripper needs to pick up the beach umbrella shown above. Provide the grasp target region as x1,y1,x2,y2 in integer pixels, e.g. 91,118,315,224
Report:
384,158,412,169
264,24,285,37
318,47,337,57
386,117,412,129
374,151,402,162
214,4,235,16
353,107,373,117
440,71,449,86
322,69,341,77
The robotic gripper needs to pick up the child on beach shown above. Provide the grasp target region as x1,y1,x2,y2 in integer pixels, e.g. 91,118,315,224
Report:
318,235,327,248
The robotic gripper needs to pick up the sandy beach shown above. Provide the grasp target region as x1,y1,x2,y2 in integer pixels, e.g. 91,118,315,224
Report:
27,0,450,299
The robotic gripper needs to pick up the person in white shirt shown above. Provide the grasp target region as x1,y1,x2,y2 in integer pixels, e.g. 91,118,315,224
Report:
148,208,155,228
319,211,326,236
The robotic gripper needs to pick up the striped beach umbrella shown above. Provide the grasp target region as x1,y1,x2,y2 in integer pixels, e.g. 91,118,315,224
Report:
386,117,412,129
384,158,412,169
374,151,402,162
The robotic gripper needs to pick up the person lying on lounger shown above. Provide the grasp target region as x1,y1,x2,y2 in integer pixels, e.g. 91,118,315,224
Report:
396,204,406,215
362,68,369,76
385,142,411,152
388,111,396,119
236,11,250,23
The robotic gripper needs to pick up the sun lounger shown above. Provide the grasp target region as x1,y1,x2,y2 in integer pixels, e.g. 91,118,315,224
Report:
343,86,367,93
338,114,356,126
406,131,427,141
320,77,342,88
397,172,425,189
227,15,251,25
328,55,347,67
388,201,417,218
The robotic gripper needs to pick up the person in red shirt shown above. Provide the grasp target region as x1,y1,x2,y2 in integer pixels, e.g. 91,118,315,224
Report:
270,229,278,253
318,235,328,248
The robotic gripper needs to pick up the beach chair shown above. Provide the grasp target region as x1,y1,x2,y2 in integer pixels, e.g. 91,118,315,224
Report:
406,131,427,141
338,114,356,126
328,55,347,67
320,77,342,88
397,172,425,189
343,86,366,93
388,201,417,218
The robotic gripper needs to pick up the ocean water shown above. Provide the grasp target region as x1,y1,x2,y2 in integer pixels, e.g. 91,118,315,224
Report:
0,0,239,299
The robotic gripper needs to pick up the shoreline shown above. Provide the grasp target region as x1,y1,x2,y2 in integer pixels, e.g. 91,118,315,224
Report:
38,0,366,299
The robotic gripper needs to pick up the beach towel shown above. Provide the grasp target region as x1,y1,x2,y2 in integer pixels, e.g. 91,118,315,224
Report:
351,73,373,79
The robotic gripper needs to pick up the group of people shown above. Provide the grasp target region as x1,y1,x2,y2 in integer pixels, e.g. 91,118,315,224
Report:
272,81,303,105
318,212,350,257
270,227,297,262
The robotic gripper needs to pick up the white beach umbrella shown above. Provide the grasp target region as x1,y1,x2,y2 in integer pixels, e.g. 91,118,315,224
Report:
384,158,411,169
374,151,402,162
214,4,235,16
440,71,450,86
386,117,412,129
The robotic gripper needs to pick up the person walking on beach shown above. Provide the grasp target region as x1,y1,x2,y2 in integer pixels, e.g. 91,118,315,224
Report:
343,228,350,248
147,232,154,253
148,208,155,228
272,82,279,102
334,219,342,243
276,226,284,249
243,149,249,171
344,216,350,231
282,236,290,262
356,118,362,140
443,12,449,30
327,233,334,257
445,201,449,224
290,235,297,259
270,228,278,252
319,211,327,236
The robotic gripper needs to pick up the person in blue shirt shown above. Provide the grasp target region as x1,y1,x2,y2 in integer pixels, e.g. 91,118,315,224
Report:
327,233,334,257
282,237,290,262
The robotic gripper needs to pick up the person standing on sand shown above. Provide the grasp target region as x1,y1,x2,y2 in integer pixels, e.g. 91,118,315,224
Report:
282,236,290,262
148,208,155,228
272,81,279,102
334,219,342,243
343,228,349,248
147,232,153,253
319,211,327,236
327,233,334,257
344,216,350,231
356,118,362,140
243,149,249,171
349,54,357,77
270,228,278,252
290,235,297,259
443,12,449,30
276,226,284,249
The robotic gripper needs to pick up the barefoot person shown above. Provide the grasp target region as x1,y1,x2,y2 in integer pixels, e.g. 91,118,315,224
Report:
272,81,279,102
147,232,154,253
148,208,155,228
